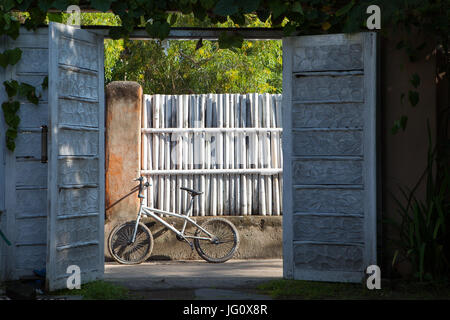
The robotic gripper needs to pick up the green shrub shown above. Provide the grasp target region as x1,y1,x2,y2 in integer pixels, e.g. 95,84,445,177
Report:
387,122,450,281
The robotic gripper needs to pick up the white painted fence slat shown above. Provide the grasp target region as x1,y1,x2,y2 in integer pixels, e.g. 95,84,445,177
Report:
142,93,283,216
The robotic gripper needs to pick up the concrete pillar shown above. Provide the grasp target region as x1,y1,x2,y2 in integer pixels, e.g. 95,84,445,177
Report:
104,81,143,258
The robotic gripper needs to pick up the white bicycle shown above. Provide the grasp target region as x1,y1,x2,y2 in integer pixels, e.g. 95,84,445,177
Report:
108,177,240,264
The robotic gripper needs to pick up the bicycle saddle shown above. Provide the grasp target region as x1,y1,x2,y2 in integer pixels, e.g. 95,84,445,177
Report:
180,186,203,196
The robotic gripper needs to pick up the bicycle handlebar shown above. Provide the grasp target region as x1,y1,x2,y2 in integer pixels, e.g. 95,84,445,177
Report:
134,176,150,199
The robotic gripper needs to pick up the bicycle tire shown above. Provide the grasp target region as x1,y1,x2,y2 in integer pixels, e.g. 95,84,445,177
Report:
108,221,154,265
194,218,239,263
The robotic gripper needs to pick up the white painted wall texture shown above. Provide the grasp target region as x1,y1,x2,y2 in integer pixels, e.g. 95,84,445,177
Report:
282,33,378,283
0,25,105,291
1,28,49,281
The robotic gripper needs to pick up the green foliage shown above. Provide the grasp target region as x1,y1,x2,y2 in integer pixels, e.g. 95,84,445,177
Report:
2,79,42,151
386,122,450,282
110,36,282,94
391,115,408,135
0,10,20,39
106,13,281,94
218,31,243,49
410,73,421,88
258,279,450,299
50,280,130,300
145,20,171,40
0,0,403,47
408,90,419,107
91,0,116,13
0,47,22,68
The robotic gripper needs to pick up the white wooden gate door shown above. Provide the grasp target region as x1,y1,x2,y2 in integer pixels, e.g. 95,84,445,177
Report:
46,22,105,291
282,33,377,282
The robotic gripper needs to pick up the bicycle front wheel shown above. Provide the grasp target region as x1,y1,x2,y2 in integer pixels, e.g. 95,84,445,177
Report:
194,218,239,263
108,221,153,265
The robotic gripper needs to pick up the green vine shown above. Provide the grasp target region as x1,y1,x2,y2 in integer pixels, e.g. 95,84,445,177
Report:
0,1,448,150
2,78,42,151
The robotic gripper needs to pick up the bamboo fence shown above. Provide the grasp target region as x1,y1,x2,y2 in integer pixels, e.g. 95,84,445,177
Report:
141,93,283,216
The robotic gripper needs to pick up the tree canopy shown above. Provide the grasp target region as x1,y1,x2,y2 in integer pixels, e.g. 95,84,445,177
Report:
109,14,282,94
64,12,282,94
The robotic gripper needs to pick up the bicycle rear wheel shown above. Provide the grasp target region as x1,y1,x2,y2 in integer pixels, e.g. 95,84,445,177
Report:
194,218,239,263
108,221,153,265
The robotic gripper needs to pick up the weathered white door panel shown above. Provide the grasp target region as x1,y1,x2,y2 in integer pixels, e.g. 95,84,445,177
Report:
47,22,105,291
1,28,49,281
282,33,377,282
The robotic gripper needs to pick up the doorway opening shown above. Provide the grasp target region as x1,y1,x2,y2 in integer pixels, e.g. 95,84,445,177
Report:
104,36,285,266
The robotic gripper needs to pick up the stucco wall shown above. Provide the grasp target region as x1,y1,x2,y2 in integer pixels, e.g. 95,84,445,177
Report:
379,32,437,275
142,216,282,261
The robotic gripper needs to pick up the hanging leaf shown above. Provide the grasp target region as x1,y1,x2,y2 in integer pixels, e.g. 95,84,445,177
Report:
195,38,203,50
283,21,297,36
213,0,238,16
0,53,7,68
4,111,20,128
410,73,421,88
200,0,215,10
3,80,19,98
292,2,304,15
240,0,261,14
218,31,243,49
5,129,17,151
42,76,48,90
1,0,15,12
408,90,419,107
0,47,22,68
90,0,115,13
230,13,246,26
145,20,171,40
193,6,207,21
51,0,72,11
269,0,288,20
335,0,355,17
2,101,20,114
37,0,54,12
6,47,22,66
24,7,47,30
109,26,129,40
391,115,408,134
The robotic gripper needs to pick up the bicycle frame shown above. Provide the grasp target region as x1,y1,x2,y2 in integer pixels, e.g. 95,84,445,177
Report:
131,195,215,244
